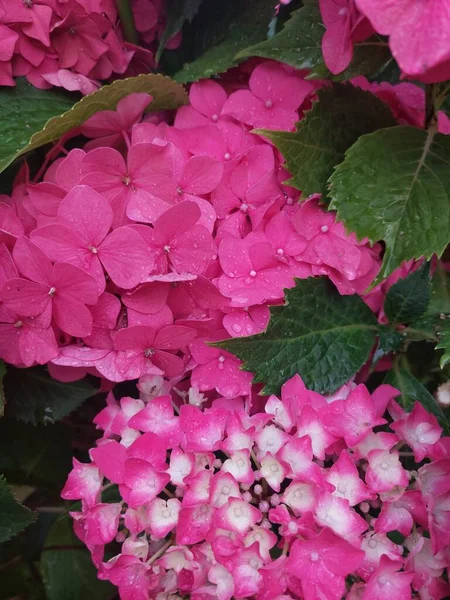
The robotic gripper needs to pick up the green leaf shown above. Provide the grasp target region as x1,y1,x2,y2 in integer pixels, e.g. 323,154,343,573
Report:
258,84,396,198
157,0,205,61
384,365,448,429
236,0,325,73
41,518,114,600
384,262,431,324
0,75,188,174
373,326,405,364
338,37,391,80
217,277,379,395
329,126,450,285
0,475,36,543
0,360,5,418
0,420,72,486
436,319,450,369
428,264,450,315
237,2,390,81
173,0,276,83
3,366,96,425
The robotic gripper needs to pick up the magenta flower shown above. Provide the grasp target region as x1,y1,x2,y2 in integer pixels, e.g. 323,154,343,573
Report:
222,62,314,130
320,0,374,75
114,324,196,378
0,25,18,85
2,236,98,337
30,185,152,292
356,0,450,81
175,79,227,129
218,233,296,306
81,94,153,148
0,0,52,46
134,201,214,276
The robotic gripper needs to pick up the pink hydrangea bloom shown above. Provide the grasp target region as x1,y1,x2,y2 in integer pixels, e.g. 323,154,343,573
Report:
356,0,450,81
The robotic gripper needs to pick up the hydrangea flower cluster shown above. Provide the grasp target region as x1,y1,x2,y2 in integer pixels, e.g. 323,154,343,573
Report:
0,60,406,385
319,0,450,82
62,373,450,600
0,0,172,94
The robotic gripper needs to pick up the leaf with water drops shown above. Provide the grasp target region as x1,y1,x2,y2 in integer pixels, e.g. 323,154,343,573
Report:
216,277,379,395
329,126,450,285
258,84,396,198
0,75,187,174
0,475,36,542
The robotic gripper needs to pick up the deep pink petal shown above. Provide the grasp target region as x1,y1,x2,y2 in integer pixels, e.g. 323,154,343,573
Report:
180,156,223,195
154,325,196,350
114,325,156,351
12,236,52,285
57,185,113,245
154,201,201,242
1,278,50,317
52,262,98,305
99,226,152,289
189,79,227,119
122,282,169,314
52,295,94,338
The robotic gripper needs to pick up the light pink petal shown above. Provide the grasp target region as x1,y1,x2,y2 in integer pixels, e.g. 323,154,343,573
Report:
57,185,113,245
99,226,152,289
13,236,52,285
180,155,223,195
52,262,98,305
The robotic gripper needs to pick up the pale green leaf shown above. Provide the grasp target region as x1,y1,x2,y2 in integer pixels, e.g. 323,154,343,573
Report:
217,277,379,395
258,84,396,198
329,126,450,284
0,74,188,174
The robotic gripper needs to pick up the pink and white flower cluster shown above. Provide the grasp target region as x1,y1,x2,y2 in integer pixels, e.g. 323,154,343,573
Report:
62,374,450,600
0,0,170,94
0,61,397,385
319,0,450,83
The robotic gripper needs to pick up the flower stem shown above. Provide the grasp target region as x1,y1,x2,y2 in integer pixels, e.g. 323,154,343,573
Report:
115,0,139,45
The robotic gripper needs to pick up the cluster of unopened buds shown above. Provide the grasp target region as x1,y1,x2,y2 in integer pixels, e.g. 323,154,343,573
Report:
62,373,450,600
0,0,174,94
